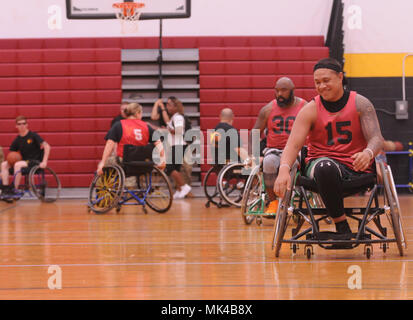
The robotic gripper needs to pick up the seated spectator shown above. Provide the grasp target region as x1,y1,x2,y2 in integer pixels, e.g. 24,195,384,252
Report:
1,116,51,199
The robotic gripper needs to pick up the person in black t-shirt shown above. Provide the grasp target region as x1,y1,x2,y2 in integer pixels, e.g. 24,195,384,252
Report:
110,101,129,128
211,108,248,165
1,116,51,194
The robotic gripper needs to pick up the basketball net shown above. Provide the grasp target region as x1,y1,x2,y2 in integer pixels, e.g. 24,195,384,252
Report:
113,2,145,34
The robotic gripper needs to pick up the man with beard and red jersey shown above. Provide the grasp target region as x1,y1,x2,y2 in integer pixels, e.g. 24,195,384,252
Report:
274,58,384,239
251,77,307,215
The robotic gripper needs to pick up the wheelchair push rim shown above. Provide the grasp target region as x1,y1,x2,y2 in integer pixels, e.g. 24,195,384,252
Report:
380,162,405,256
29,165,61,203
240,165,262,225
137,166,173,213
217,162,248,208
203,166,223,208
88,164,125,214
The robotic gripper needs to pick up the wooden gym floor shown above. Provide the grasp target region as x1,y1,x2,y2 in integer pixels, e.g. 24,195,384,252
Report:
0,195,411,300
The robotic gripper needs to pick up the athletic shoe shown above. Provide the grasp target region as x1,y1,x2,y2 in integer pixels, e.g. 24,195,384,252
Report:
179,184,192,198
173,190,182,199
265,199,279,214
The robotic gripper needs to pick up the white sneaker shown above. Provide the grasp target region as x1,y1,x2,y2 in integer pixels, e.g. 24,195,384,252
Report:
173,190,182,199
179,184,192,198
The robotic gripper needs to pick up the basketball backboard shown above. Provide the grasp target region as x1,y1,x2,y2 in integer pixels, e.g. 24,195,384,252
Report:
66,0,191,20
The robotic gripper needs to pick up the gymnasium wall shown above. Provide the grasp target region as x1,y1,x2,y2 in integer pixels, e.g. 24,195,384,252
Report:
0,0,333,38
342,0,413,187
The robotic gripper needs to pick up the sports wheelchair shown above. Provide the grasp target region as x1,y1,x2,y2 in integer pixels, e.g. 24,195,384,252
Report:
0,162,61,203
240,149,324,226
204,162,249,208
272,159,407,259
87,144,173,214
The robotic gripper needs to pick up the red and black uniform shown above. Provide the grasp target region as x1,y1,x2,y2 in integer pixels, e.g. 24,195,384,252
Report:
306,90,372,172
266,99,306,149
105,119,155,158
305,91,373,224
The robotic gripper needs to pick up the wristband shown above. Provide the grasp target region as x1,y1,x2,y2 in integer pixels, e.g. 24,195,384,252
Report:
279,163,291,171
364,148,374,160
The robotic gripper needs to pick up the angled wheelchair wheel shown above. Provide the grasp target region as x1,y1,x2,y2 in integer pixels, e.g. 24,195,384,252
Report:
240,165,262,225
29,165,61,203
217,162,248,207
203,166,222,208
273,165,298,257
380,162,405,256
88,165,124,214
138,167,173,213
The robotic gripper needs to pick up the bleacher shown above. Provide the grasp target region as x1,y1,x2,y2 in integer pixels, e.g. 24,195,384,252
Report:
0,36,328,187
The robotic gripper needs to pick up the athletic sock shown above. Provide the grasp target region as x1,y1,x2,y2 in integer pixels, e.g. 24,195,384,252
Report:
335,219,352,234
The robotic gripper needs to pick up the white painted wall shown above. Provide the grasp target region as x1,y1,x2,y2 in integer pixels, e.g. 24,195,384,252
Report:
2,0,413,55
0,0,333,38
343,0,413,53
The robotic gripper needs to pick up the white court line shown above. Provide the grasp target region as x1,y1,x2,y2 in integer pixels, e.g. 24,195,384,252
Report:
0,240,269,246
0,228,273,235
0,259,410,268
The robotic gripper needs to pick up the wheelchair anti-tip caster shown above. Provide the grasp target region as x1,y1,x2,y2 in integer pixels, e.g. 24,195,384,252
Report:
256,217,262,226
305,245,313,260
364,245,373,259
291,244,298,254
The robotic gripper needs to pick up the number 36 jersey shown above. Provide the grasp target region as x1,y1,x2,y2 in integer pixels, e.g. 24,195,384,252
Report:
306,91,370,171
266,98,306,149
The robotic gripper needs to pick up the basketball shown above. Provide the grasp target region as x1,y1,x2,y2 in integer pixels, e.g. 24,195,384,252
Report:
210,132,221,144
394,141,404,151
6,151,22,166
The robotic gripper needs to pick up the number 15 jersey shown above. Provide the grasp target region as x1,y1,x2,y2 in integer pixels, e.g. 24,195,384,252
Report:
306,91,370,171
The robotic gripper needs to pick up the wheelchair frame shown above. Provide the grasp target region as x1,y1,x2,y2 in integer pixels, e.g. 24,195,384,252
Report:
87,163,173,215
272,160,407,260
203,162,248,208
0,164,61,203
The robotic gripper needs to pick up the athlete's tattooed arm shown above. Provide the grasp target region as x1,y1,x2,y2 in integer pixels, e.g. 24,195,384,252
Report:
351,94,384,171
248,102,272,154
356,94,384,155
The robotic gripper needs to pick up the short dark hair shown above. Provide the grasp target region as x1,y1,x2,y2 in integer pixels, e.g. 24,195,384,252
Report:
15,115,27,124
313,57,343,73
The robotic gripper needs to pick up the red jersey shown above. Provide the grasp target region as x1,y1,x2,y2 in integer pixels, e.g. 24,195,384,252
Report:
117,119,150,157
266,98,305,149
306,91,371,172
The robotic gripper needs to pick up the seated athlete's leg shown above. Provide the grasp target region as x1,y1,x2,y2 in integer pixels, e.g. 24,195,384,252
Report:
1,160,11,186
13,160,28,189
306,157,351,234
263,152,281,202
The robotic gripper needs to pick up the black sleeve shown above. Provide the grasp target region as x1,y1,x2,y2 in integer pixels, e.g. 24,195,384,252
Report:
32,132,45,146
9,137,19,152
147,123,156,143
105,122,123,142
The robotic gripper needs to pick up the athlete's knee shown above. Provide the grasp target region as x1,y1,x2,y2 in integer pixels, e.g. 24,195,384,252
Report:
263,153,280,175
313,159,341,184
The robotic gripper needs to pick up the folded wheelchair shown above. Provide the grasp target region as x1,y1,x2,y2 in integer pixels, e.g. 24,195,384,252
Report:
272,159,407,259
87,144,173,214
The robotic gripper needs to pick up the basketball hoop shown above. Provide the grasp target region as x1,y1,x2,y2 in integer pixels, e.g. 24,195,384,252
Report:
113,2,145,34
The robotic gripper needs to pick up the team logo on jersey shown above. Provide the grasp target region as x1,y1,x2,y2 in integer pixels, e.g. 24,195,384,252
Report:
27,139,32,144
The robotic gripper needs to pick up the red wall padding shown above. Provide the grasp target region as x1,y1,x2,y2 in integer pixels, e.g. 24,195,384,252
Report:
0,36,327,186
